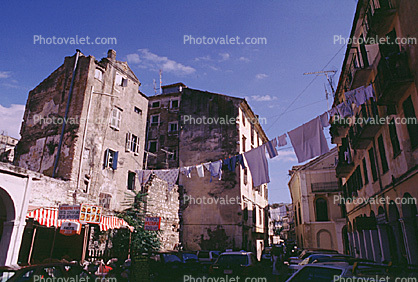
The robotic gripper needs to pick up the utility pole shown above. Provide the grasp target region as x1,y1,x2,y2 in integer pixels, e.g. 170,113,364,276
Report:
303,70,337,110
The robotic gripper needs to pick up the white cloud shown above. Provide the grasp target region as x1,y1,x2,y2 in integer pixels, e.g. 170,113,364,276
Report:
271,149,298,162
0,71,11,79
255,73,268,80
219,52,230,61
247,95,278,102
238,57,250,63
194,55,211,62
127,49,196,75
126,53,141,64
0,104,25,139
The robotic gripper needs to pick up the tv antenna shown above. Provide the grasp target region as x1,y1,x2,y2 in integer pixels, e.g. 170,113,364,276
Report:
159,69,162,94
153,79,157,95
303,70,336,110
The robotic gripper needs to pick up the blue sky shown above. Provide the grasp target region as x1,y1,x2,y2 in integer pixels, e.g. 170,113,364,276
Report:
0,0,357,204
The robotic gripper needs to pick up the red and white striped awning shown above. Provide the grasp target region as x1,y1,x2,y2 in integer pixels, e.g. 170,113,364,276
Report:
99,216,134,232
27,207,134,232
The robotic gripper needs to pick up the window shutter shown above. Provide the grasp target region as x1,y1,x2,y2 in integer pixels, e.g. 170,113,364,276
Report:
126,132,131,152
122,78,128,87
112,151,118,170
104,149,109,168
135,140,140,154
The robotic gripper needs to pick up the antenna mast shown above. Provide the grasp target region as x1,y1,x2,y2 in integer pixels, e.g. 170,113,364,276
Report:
303,70,336,110
159,69,162,94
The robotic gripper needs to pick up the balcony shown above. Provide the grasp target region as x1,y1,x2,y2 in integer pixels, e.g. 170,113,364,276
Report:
375,51,414,106
336,139,355,178
349,101,381,149
365,0,397,39
348,53,374,90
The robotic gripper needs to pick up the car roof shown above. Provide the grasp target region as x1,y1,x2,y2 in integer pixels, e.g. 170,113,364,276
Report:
221,251,253,255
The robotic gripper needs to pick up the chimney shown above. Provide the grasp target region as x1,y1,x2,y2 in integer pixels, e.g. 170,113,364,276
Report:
107,49,116,61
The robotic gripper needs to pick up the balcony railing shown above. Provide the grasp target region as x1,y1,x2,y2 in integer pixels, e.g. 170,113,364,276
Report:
365,0,397,39
348,51,374,90
375,51,414,105
349,101,381,149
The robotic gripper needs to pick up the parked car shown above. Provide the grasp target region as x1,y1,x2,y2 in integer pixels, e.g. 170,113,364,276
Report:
288,253,351,274
209,251,261,277
148,252,184,281
285,262,354,281
197,250,221,272
177,252,201,274
287,248,339,265
1,262,91,282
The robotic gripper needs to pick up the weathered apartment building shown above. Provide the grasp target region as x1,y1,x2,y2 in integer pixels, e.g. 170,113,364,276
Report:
269,203,295,245
0,133,18,163
145,84,269,257
288,147,346,253
15,49,148,212
330,0,418,265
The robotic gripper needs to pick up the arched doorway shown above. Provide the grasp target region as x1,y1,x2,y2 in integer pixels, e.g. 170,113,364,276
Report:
401,193,418,265
0,188,16,265
317,229,333,249
388,201,407,264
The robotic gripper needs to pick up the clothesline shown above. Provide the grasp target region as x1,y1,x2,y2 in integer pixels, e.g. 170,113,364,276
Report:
136,82,375,188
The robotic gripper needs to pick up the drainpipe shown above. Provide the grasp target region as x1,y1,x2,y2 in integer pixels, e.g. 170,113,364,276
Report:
53,50,80,178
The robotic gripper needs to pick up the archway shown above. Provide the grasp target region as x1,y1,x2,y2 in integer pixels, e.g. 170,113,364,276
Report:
317,229,333,249
388,201,406,264
400,193,418,265
0,187,16,265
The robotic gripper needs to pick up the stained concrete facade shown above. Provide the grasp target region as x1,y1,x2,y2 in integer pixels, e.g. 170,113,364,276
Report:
288,148,346,253
15,50,148,212
146,84,269,256
330,0,418,265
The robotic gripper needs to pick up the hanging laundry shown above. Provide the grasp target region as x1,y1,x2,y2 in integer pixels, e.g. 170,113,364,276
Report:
354,86,367,106
237,154,246,169
136,170,153,186
180,166,193,178
265,138,279,158
203,161,222,182
224,156,238,171
153,169,179,190
337,101,353,118
344,89,356,105
243,146,270,187
288,116,329,163
365,84,375,100
196,164,205,177
277,134,287,147
319,112,329,127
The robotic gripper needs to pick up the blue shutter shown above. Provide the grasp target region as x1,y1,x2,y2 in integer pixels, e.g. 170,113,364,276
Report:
112,151,119,170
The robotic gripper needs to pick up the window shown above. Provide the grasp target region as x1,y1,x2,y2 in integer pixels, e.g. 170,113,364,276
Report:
243,203,248,221
151,101,160,108
94,69,103,81
134,107,142,115
128,171,136,191
259,209,263,226
148,141,157,153
115,73,127,87
389,119,401,157
151,114,160,126
315,198,328,222
99,193,112,209
110,107,122,130
170,99,179,109
242,135,246,152
368,148,378,182
104,149,118,170
168,122,178,132
402,96,418,149
251,126,255,145
362,158,369,185
377,135,389,174
243,167,248,185
253,206,257,225
125,133,139,154
242,112,246,126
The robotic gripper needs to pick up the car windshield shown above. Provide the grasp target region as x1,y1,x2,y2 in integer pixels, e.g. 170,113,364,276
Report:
198,251,209,258
216,255,248,266
183,253,198,260
289,266,343,281
163,254,182,263
0,270,17,282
